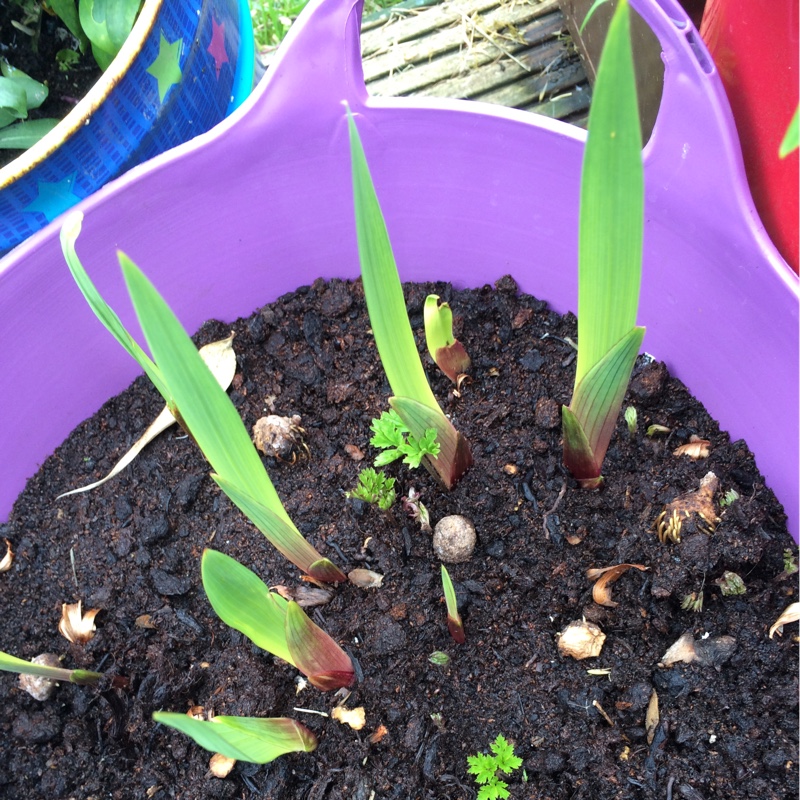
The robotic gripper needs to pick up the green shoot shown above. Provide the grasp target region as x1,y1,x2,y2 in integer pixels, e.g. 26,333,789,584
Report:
562,0,646,488
370,410,440,469
428,650,450,667
440,564,465,644
345,467,396,510
467,734,523,800
646,424,670,437
716,571,746,596
153,713,317,764
779,104,799,158
347,110,473,489
783,549,798,575
201,549,354,691
424,294,471,383
719,488,740,508
60,214,345,584
624,406,637,437
0,650,103,686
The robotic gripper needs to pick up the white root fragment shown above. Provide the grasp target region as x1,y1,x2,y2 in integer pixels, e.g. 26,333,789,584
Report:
19,654,61,701
57,335,237,498
557,619,606,660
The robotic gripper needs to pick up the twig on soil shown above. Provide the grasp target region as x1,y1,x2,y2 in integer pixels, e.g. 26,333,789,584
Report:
542,480,567,538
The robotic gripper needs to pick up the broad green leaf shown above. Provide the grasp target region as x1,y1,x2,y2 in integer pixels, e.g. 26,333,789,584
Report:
48,0,89,52
152,713,317,763
201,549,294,665
389,396,472,488
347,110,440,414
79,0,140,59
0,118,59,149
118,254,289,521
0,63,48,111
284,600,354,691
211,475,346,584
0,650,102,685
564,325,645,484
0,77,28,122
60,214,169,400
575,0,643,385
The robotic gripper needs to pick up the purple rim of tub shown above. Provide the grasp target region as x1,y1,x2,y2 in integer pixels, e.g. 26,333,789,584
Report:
0,0,797,540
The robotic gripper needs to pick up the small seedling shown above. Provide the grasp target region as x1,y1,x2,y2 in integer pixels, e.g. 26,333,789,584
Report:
467,734,523,800
348,110,473,489
624,406,637,436
370,410,440,469
441,564,465,644
646,424,670,437
782,549,798,576
719,488,740,508
424,294,471,383
61,215,345,584
345,467,396,510
428,650,450,667
716,571,746,596
401,487,432,532
680,592,703,613
561,0,646,488
0,649,104,686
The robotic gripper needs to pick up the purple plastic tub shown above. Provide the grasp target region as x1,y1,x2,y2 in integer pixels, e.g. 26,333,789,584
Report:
0,0,797,540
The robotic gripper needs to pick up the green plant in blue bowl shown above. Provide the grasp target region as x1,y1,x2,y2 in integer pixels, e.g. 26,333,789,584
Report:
0,0,255,256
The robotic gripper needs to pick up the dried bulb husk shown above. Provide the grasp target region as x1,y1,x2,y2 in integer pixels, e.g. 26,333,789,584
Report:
557,619,606,660
252,414,305,459
769,602,800,639
19,654,61,701
347,569,384,588
209,753,236,778
331,705,366,730
58,601,100,644
0,538,13,572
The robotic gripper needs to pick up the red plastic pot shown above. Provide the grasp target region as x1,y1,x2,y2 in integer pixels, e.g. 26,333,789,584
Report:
700,0,799,273
0,0,797,540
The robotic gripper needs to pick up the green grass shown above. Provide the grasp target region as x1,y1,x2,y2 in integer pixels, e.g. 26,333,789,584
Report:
249,0,397,49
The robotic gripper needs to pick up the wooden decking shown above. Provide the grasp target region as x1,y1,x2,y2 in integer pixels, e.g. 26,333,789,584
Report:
259,0,591,126
360,0,590,125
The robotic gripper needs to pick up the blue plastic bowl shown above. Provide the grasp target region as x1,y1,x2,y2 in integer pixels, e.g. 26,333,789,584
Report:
0,0,254,255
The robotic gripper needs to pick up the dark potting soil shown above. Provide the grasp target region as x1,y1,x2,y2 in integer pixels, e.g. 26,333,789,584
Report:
0,4,100,169
1,277,797,800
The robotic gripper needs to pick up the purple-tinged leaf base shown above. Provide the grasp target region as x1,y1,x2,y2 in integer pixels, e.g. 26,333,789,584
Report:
390,396,472,489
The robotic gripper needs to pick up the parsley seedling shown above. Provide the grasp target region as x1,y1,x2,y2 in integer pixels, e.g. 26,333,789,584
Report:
467,734,523,800
370,410,440,469
345,467,397,510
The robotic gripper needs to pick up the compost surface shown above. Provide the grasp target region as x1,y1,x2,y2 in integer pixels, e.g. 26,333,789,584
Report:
0,5,100,169
1,278,796,800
